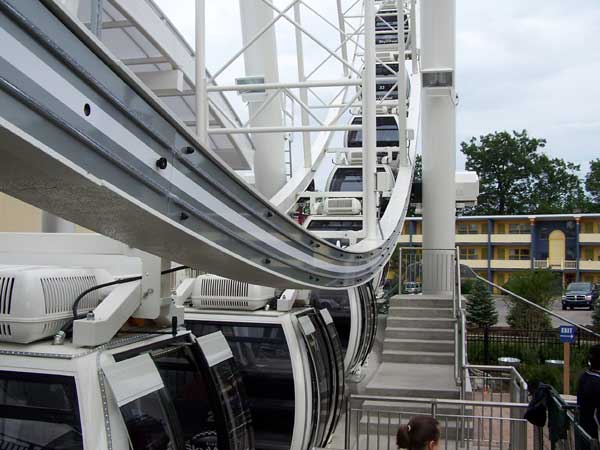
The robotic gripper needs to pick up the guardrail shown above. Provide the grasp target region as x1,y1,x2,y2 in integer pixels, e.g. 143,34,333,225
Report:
535,386,599,450
344,394,530,450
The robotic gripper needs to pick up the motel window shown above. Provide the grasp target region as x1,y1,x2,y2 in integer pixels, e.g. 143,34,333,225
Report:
585,248,595,261
508,223,531,234
460,248,478,260
583,222,594,233
457,223,479,235
509,248,530,261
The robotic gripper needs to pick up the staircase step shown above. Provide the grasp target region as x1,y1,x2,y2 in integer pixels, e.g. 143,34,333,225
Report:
386,317,455,329
384,338,454,353
383,350,454,365
389,306,454,319
390,297,454,309
384,327,454,340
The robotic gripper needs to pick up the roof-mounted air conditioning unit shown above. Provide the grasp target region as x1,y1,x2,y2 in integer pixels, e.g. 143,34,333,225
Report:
346,150,363,165
375,51,398,63
324,198,362,216
0,266,113,344
190,275,275,311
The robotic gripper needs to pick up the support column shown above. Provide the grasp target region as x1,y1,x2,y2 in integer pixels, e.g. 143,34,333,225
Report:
575,218,581,281
409,220,416,246
420,0,457,294
293,4,311,169
362,0,378,241
397,0,407,163
42,213,76,233
239,0,286,198
487,219,493,285
195,0,209,147
530,217,536,270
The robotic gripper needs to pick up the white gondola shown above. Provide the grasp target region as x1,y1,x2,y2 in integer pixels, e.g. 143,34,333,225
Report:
309,285,378,374
345,114,400,152
0,330,254,450
375,6,410,51
324,164,396,215
184,307,345,450
375,61,412,101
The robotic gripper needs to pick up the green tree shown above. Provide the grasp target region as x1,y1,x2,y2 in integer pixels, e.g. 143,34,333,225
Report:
531,155,587,214
585,159,600,207
504,270,561,330
460,130,588,215
461,130,543,215
466,279,498,328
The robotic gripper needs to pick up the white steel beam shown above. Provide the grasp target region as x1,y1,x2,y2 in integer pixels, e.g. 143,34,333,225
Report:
397,0,408,160
239,0,286,197
207,78,361,92
208,125,361,134
195,0,208,146
259,0,361,76
213,0,301,80
363,0,378,241
293,3,311,169
420,0,457,295
336,0,350,77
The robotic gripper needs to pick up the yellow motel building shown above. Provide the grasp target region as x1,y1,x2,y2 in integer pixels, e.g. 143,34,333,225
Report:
399,213,600,286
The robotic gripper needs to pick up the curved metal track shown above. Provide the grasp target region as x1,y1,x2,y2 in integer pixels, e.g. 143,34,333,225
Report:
0,0,413,289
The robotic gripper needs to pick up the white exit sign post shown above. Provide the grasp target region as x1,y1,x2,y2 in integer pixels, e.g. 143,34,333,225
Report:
559,325,576,395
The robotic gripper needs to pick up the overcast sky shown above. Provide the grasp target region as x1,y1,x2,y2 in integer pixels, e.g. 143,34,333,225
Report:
155,0,600,174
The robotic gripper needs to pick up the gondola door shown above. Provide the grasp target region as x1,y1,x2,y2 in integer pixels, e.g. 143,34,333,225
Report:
317,308,345,444
112,333,254,450
296,312,334,448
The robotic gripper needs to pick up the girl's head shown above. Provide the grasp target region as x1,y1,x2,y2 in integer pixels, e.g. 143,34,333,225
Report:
396,416,440,450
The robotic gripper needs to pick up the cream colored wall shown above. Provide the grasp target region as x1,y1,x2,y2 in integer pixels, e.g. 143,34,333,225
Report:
0,193,91,233
0,193,42,232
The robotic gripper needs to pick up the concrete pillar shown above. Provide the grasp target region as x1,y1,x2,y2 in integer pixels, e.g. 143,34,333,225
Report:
487,218,493,285
529,217,536,270
42,212,76,233
420,0,457,294
239,0,286,198
575,218,581,281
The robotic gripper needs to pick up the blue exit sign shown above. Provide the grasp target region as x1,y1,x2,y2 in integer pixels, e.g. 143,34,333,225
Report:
559,325,576,344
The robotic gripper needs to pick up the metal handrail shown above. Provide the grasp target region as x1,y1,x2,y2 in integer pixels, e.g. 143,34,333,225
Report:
349,394,528,409
455,246,464,386
467,269,600,339
466,364,528,391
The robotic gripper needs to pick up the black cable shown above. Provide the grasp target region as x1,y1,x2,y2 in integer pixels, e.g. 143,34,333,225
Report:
62,266,190,333
71,275,142,322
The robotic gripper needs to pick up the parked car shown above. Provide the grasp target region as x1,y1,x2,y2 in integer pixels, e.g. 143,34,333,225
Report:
562,282,599,310
403,281,422,295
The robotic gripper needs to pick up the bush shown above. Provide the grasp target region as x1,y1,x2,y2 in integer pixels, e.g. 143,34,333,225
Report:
466,280,498,328
593,300,600,333
504,270,561,330
461,279,475,295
